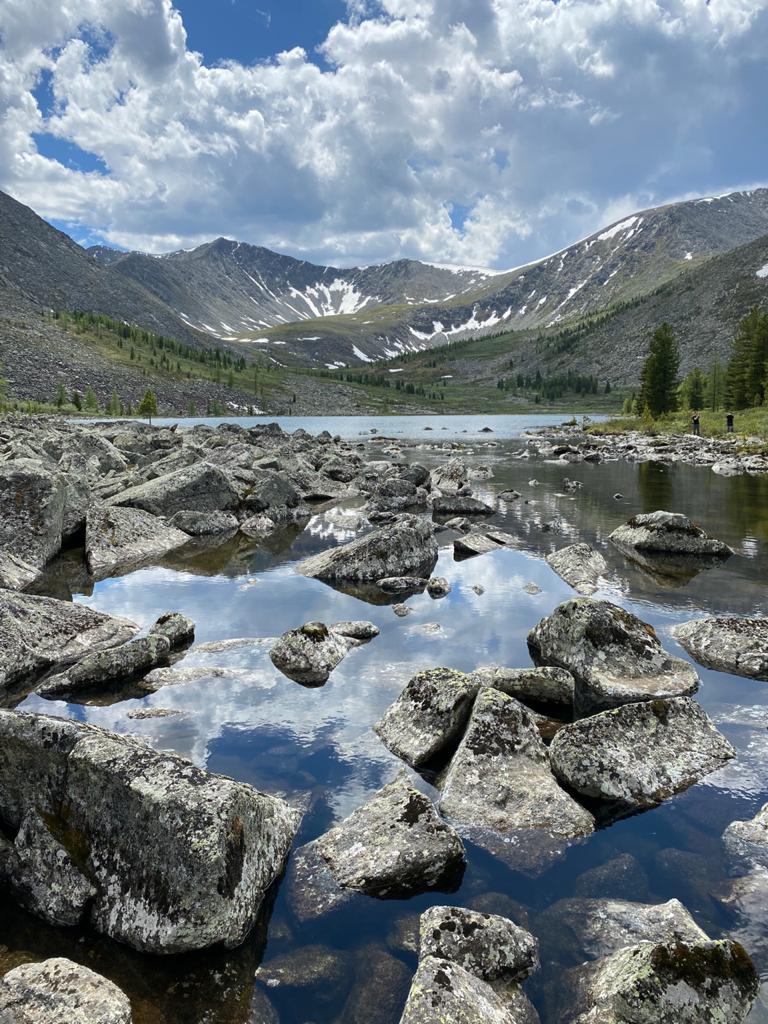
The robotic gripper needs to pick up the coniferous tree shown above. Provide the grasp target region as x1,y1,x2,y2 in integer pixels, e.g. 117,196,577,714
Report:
71,389,83,411
639,323,680,417
682,368,705,410
726,308,768,409
84,387,99,412
55,382,67,408
138,389,158,424
706,361,726,412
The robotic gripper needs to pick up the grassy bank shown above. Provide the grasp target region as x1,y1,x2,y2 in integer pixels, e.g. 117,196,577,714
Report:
589,407,768,440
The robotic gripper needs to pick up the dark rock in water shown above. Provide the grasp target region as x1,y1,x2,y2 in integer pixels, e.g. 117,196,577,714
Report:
548,697,734,812
556,938,758,1024
426,576,451,598
37,635,171,699
239,513,277,538
0,710,300,953
432,495,495,516
269,620,377,685
109,462,238,517
420,905,539,983
168,510,239,536
297,516,437,582
255,944,348,1002
573,853,651,901
0,591,138,699
400,956,538,1024
527,598,699,714
149,611,195,649
85,505,190,577
609,510,733,557
0,459,67,570
673,617,768,681
336,945,412,1024
374,667,480,768
474,665,575,710
0,957,133,1024
288,777,464,921
377,575,429,594
439,689,594,839
545,543,607,595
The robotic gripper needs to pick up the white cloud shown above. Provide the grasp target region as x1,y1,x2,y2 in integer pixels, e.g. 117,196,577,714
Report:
1,0,767,268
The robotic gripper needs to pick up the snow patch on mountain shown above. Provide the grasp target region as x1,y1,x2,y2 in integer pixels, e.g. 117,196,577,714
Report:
757,262,768,278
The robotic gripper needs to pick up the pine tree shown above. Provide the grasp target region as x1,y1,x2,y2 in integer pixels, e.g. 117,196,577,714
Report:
639,323,680,417
682,368,705,410
706,361,726,412
54,382,67,408
71,389,83,411
138,389,158,424
84,387,99,412
726,307,768,409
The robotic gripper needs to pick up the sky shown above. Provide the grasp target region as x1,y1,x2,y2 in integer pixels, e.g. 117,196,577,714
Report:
1,0,767,269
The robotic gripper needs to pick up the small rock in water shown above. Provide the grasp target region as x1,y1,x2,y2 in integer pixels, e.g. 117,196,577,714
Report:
523,582,542,595
0,958,133,1024
724,802,768,870
546,543,607,596
269,620,377,685
673,616,768,681
393,603,411,617
472,584,485,595
377,575,428,593
613,492,623,500
240,514,277,538
609,509,733,558
126,707,183,720
149,610,195,649
419,905,539,983
297,516,437,582
426,576,451,598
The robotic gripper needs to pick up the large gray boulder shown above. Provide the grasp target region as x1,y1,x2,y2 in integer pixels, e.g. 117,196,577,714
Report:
374,668,480,767
297,516,437,582
548,697,734,811
0,710,300,953
420,906,539,983
37,635,171,699
168,510,239,536
0,550,41,592
439,688,594,838
528,598,700,714
559,938,757,1024
0,592,138,697
0,958,132,1024
269,621,377,685
289,777,464,921
400,956,537,1024
431,495,495,516
0,458,66,569
85,506,190,576
109,462,238,517
545,543,607,595
673,617,768,681
609,510,733,557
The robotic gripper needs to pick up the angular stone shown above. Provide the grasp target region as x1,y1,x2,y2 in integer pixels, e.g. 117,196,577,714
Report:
400,956,534,1024
431,458,470,494
0,458,66,569
168,510,239,536
546,543,607,595
420,906,539,983
528,598,699,714
297,516,437,582
548,697,734,811
377,576,428,593
432,495,495,516
37,635,171,699
269,620,376,685
0,958,132,1024
673,617,768,681
374,667,480,767
454,530,517,559
0,592,138,697
239,514,277,538
85,505,190,576
724,803,768,870
330,620,380,642
439,689,594,838
109,462,238,517
0,550,41,591
610,510,733,557
149,611,195,649
336,945,412,1024
474,666,575,710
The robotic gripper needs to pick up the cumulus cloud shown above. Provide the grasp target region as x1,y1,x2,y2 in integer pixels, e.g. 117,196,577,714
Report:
1,0,767,267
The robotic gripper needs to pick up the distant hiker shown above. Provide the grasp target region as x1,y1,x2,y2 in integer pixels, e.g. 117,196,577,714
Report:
726,412,735,433
691,414,700,436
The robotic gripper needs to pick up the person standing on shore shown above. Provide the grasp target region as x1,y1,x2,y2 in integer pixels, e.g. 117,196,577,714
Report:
692,413,700,436
726,412,735,433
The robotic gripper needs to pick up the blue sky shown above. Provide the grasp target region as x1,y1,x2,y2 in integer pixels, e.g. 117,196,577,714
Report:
2,0,767,269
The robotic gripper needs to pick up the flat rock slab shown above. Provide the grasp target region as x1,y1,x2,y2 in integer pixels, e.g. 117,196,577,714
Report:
0,592,138,699
474,666,575,710
439,688,594,839
85,506,190,576
548,696,734,811
0,710,299,953
400,956,537,1024
673,617,768,681
0,957,132,1024
420,905,539,983
374,667,480,767
297,516,437,582
545,543,607,595
432,495,496,516
454,530,517,559
528,598,700,714
0,551,42,592
37,635,171,699
109,462,238,517
609,509,733,557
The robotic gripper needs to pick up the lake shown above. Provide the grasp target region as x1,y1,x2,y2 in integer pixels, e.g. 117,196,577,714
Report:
3,414,768,1023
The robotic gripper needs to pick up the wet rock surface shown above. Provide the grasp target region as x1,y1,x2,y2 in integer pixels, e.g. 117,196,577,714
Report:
419,905,539,983
673,616,768,680
545,542,607,595
474,666,575,711
0,957,133,1024
609,509,733,557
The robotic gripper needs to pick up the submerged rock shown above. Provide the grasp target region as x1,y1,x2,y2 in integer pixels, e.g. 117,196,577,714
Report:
109,462,238,517
673,617,768,681
0,592,138,698
609,510,733,558
85,505,190,576
545,543,607,595
0,958,132,1024
528,598,699,714
297,516,437,582
0,710,300,953
255,944,348,1001
374,667,480,767
420,905,539,983
439,688,594,838
37,635,171,699
269,620,377,685
548,697,734,811
336,945,412,1024
400,956,537,1024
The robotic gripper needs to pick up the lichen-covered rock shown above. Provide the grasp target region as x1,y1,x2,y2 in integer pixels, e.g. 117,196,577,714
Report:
297,516,437,582
269,620,376,685
0,710,300,953
168,510,239,536
377,576,428,593
560,938,758,1024
431,457,470,494
439,688,594,838
474,666,575,710
0,550,41,591
673,617,768,681
426,576,451,598
548,697,734,811
528,598,699,714
37,635,171,699
239,514,277,538
109,462,238,517
0,592,138,697
420,906,539,983
330,620,380,642
399,956,535,1024
610,510,733,557
545,543,607,595
374,668,480,767
454,530,517,559
431,495,495,516
255,944,348,1001
724,803,768,870
149,611,195,649
85,505,190,576
0,957,132,1024
0,458,66,569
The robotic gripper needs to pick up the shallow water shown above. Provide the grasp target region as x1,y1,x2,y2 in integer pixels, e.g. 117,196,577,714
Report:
4,416,768,1023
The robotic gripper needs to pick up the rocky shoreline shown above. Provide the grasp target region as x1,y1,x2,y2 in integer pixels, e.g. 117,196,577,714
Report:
0,414,767,1023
